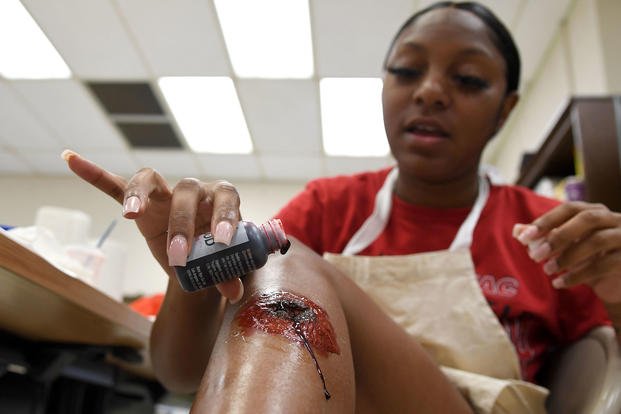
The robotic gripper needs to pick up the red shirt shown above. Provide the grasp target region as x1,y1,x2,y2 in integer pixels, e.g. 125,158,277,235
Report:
275,167,611,383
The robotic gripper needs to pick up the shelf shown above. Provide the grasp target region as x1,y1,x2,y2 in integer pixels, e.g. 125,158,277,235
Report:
516,96,621,212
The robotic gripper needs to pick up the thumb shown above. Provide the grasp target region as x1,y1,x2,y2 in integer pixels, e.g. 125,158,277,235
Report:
216,278,244,305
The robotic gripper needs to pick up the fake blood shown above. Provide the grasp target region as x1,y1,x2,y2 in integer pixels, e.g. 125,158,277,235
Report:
236,291,340,400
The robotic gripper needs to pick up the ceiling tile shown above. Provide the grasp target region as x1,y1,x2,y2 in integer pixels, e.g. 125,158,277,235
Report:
259,155,323,182
133,149,201,178
324,156,394,176
0,82,62,151
11,79,127,152
237,79,322,156
195,154,262,181
21,0,148,78
312,0,415,77
115,0,230,76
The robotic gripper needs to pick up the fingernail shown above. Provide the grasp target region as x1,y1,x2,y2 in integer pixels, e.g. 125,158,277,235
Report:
123,196,140,215
168,235,188,267
61,149,78,161
229,280,244,305
529,242,551,262
552,276,566,289
543,258,558,275
527,238,545,253
512,224,526,239
517,225,538,244
214,221,234,245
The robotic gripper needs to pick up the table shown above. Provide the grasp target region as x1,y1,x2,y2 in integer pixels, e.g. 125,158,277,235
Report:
0,232,158,412
0,231,151,349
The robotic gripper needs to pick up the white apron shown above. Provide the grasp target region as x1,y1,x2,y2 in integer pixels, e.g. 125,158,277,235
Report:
324,168,548,413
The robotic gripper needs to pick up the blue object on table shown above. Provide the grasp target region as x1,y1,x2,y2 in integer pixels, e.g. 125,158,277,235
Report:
0,225,14,231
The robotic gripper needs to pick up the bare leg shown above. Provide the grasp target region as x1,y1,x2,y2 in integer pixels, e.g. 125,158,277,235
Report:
191,240,471,413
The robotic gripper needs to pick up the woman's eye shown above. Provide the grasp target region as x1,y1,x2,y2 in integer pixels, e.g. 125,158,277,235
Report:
455,75,489,90
387,67,421,79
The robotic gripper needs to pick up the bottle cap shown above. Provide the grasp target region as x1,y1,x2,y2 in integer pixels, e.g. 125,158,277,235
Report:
261,218,291,254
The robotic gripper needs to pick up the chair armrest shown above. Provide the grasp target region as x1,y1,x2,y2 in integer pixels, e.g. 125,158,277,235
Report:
544,325,621,414
589,326,621,414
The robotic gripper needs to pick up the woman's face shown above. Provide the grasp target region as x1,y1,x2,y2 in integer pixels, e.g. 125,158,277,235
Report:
382,8,517,183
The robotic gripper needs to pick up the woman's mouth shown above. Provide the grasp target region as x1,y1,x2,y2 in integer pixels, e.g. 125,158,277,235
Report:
405,120,450,139
402,120,451,151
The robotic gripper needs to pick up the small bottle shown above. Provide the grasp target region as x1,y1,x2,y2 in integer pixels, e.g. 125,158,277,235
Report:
174,218,291,292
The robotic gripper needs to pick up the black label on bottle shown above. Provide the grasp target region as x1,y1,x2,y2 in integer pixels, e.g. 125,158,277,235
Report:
182,242,258,289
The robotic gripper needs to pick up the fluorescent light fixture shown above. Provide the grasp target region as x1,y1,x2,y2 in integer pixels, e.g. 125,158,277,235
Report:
0,0,71,79
214,0,313,78
320,78,390,157
158,77,253,154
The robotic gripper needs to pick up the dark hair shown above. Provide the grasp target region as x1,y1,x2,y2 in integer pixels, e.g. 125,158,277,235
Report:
383,1,521,93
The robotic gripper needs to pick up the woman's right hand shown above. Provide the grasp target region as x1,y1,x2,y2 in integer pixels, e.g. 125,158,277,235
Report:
62,149,244,302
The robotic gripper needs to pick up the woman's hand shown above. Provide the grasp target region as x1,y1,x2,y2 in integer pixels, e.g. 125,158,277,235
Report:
62,149,244,302
513,201,621,304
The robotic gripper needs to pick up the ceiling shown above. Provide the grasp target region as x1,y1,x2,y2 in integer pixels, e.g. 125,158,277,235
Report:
0,0,572,183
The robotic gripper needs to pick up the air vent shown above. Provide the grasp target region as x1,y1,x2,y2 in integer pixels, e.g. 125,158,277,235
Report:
86,81,183,149
88,82,163,114
117,123,181,148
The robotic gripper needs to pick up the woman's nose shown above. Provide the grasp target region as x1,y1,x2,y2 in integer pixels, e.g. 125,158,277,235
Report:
412,74,450,110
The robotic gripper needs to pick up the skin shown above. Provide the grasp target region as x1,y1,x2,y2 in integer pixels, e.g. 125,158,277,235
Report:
63,6,621,412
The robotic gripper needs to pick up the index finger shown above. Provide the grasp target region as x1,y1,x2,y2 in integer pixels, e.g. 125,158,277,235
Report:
532,201,608,234
62,149,127,204
208,180,241,245
532,202,585,233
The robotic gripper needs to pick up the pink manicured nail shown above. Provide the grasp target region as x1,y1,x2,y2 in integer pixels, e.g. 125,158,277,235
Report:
229,280,244,305
168,234,188,267
517,225,538,244
512,224,526,239
527,238,545,252
123,196,140,215
214,221,234,245
552,276,566,289
529,242,551,262
61,149,78,161
543,259,558,275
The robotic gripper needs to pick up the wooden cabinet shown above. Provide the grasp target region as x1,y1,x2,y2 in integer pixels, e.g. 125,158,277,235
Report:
516,96,621,212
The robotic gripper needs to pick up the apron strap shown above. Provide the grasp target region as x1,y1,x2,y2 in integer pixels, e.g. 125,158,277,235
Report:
450,175,490,251
342,167,490,256
342,168,398,256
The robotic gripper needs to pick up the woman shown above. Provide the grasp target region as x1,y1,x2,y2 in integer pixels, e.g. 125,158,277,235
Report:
64,2,620,412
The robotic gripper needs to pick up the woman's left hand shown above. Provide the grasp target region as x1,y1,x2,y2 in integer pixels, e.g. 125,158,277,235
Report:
514,201,621,304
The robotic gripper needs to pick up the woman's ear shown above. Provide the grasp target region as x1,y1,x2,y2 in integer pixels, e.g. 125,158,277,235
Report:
496,92,519,132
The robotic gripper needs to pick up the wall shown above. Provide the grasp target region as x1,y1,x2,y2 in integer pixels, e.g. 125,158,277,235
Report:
484,0,617,182
597,0,621,93
0,175,303,296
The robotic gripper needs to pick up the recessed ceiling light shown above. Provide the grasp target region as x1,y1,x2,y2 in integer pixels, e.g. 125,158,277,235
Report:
158,77,253,154
214,0,314,79
320,78,390,157
0,0,71,79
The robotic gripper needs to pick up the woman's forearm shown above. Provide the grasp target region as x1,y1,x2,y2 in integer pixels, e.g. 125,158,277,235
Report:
150,275,226,393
